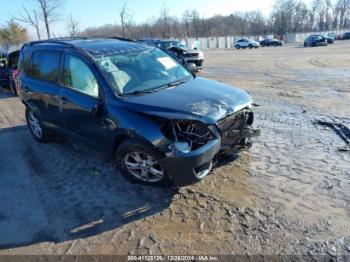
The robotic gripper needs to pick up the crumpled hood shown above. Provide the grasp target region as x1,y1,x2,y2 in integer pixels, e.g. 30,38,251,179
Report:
122,77,253,124
178,47,199,54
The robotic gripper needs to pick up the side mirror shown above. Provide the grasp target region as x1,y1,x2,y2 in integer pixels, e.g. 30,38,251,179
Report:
185,63,197,74
91,100,104,117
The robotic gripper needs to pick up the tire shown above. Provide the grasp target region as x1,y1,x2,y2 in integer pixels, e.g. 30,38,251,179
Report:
249,44,253,49
115,139,173,187
25,107,51,143
236,45,240,49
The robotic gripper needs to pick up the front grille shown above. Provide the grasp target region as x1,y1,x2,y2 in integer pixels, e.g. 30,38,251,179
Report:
184,53,199,58
217,110,251,148
217,110,247,133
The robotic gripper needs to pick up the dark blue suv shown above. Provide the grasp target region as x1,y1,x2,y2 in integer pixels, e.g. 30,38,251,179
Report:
18,38,259,186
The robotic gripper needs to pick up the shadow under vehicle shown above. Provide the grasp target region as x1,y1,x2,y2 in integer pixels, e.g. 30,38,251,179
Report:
18,37,260,187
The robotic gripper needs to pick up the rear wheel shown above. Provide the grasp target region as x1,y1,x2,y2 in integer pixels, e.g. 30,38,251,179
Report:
115,139,173,186
26,107,51,143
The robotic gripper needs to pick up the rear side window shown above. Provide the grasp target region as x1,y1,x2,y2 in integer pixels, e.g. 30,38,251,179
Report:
29,51,61,83
18,50,32,73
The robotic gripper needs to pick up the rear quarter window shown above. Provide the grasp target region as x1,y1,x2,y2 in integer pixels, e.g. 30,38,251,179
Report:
28,51,61,84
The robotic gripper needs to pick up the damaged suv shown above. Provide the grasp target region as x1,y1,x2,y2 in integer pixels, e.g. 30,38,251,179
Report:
18,38,260,186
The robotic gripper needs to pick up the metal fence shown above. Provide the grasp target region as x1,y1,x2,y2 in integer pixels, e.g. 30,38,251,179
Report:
182,29,350,49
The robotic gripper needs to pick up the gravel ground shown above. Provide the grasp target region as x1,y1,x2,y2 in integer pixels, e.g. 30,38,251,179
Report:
0,41,349,258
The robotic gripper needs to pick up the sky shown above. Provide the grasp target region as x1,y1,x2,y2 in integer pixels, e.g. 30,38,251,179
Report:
0,0,312,38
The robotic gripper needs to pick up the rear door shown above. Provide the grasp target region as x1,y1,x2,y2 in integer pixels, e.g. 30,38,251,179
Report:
57,53,111,151
23,50,62,128
242,39,249,47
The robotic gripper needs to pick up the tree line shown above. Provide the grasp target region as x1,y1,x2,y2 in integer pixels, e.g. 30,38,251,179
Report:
81,0,350,39
1,0,350,49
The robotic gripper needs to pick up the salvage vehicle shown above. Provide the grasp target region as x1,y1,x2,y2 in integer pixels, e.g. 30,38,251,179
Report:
341,32,350,40
138,39,204,71
18,38,260,186
6,50,20,95
235,38,260,49
0,52,7,88
323,34,335,44
260,38,283,47
304,35,328,47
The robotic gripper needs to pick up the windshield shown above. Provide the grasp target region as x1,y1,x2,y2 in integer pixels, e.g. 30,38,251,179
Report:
158,41,179,49
95,48,192,96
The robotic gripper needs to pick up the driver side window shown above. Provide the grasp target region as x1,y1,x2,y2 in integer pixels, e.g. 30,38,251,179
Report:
63,54,99,98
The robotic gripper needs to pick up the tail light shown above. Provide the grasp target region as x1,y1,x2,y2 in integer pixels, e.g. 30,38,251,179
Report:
13,69,19,79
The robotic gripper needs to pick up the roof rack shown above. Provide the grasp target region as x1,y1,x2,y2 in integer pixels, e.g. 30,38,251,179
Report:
108,36,135,42
24,38,94,60
27,39,75,48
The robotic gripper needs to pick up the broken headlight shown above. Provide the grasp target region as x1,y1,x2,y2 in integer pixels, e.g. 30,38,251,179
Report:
161,120,213,153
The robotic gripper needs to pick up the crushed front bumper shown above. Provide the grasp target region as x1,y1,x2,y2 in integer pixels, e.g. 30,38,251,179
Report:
160,111,260,186
160,139,221,186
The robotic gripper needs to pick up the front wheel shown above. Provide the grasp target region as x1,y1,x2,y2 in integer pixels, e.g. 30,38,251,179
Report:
248,44,253,49
115,139,173,187
236,45,240,49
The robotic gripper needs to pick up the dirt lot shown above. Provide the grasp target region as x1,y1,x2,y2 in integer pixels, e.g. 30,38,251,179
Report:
0,41,349,258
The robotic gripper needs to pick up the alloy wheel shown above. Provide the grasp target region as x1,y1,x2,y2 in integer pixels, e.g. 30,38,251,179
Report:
28,111,43,138
124,152,164,183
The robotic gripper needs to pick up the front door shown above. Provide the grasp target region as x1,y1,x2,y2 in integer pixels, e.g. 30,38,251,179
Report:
57,53,111,151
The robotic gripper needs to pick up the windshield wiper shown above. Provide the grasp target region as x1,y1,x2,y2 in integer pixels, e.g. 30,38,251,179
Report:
123,80,188,96
123,89,156,96
167,80,187,87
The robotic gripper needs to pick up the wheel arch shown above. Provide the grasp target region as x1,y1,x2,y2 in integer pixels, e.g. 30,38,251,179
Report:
111,130,169,158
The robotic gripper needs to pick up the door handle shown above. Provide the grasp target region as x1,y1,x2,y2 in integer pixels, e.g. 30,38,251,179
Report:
56,95,68,104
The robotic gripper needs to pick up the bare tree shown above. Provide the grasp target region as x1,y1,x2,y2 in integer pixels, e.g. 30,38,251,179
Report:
36,0,64,38
119,2,133,37
336,0,350,28
66,15,79,37
14,7,41,40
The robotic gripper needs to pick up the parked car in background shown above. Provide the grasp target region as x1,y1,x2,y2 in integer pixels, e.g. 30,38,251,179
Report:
0,52,7,88
341,32,350,40
235,38,260,49
7,50,20,95
18,38,260,187
324,34,335,44
138,39,204,72
304,35,328,47
260,38,283,47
